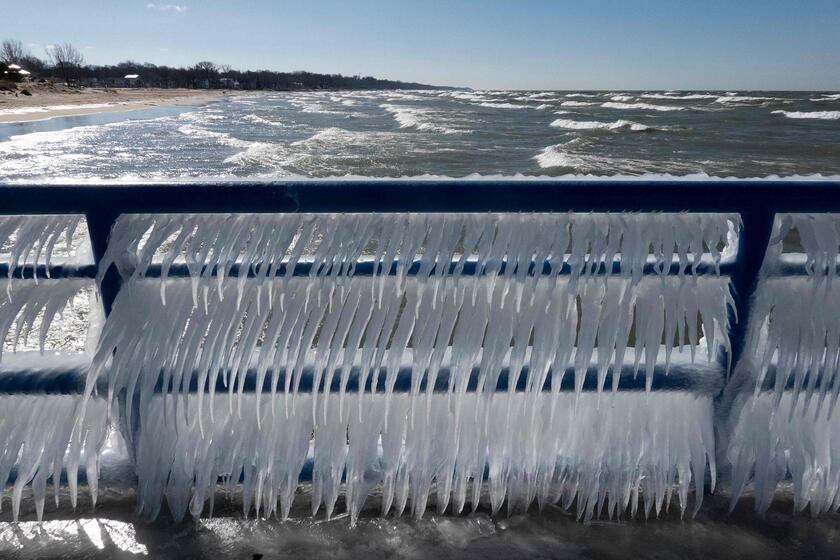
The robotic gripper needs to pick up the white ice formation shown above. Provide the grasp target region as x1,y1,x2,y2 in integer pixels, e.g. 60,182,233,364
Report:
727,214,840,514
0,396,107,521
0,215,86,278
80,212,736,522
136,392,714,525
1,211,742,523
0,216,103,522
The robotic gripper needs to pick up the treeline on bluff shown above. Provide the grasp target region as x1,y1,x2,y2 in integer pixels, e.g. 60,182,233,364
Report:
0,39,451,91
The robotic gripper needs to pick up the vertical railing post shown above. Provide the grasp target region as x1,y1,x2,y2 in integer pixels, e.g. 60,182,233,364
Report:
724,209,776,374
85,210,121,316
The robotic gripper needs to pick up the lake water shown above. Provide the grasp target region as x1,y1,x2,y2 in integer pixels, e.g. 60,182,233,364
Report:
1,90,839,181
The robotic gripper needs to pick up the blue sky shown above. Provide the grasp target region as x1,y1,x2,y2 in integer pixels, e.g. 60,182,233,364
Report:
3,0,839,90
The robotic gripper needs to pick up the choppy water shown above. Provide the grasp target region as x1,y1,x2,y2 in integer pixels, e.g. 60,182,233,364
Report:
1,90,839,180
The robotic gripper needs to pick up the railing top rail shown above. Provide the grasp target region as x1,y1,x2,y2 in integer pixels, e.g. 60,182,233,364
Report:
3,180,840,214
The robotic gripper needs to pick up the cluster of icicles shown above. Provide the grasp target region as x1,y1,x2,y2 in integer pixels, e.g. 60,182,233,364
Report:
1,212,741,523
727,213,840,515
0,216,104,521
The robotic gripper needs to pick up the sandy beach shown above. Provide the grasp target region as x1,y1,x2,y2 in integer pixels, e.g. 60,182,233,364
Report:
0,84,232,123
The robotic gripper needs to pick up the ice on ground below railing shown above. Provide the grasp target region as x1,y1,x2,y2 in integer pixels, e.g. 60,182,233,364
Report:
135,392,714,525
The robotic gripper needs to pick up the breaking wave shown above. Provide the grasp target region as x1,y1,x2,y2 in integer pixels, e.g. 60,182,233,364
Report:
242,114,285,127
560,101,596,107
476,102,530,109
379,104,462,134
601,102,684,112
641,93,717,100
715,95,783,104
772,110,840,120
550,118,651,131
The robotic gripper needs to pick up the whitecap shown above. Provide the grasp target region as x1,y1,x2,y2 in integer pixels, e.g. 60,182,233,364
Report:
550,118,650,131
771,110,840,120
476,102,530,109
242,114,284,127
641,93,717,100
560,101,596,107
810,94,840,102
379,103,462,134
715,95,782,103
601,102,684,112
534,143,588,169
565,93,596,98
610,95,634,102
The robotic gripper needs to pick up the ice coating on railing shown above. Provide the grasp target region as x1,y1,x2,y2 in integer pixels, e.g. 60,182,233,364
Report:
78,211,736,522
135,392,714,524
746,278,840,415
0,396,107,522
98,212,739,302
0,279,93,359
0,215,87,277
741,214,840,413
767,213,840,277
87,276,732,435
727,393,840,515
726,213,840,513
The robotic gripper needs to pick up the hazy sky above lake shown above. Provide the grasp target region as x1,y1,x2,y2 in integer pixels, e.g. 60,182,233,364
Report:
4,0,839,90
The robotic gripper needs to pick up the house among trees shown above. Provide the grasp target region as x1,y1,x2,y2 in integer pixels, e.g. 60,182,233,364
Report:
124,74,141,87
3,63,31,82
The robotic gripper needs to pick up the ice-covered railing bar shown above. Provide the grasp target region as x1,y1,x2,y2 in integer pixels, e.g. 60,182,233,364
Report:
97,213,739,290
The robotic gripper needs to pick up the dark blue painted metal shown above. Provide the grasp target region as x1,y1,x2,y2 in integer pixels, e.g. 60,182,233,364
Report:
2,180,840,214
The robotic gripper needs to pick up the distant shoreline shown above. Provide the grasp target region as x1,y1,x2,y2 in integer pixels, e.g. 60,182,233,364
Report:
0,87,235,123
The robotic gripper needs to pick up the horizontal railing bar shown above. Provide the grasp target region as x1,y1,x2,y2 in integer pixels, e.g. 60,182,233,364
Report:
1,180,840,215
0,361,723,395
2,258,826,281
117,257,735,279
0,263,97,279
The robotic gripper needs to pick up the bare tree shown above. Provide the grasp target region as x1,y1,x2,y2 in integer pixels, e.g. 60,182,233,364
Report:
47,42,85,84
0,39,28,65
192,60,217,86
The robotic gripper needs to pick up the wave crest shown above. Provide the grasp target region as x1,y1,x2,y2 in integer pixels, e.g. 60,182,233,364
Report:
601,102,684,112
772,110,840,120
550,119,650,131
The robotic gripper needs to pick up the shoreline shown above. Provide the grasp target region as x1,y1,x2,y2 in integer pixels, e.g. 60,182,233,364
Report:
0,88,234,124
